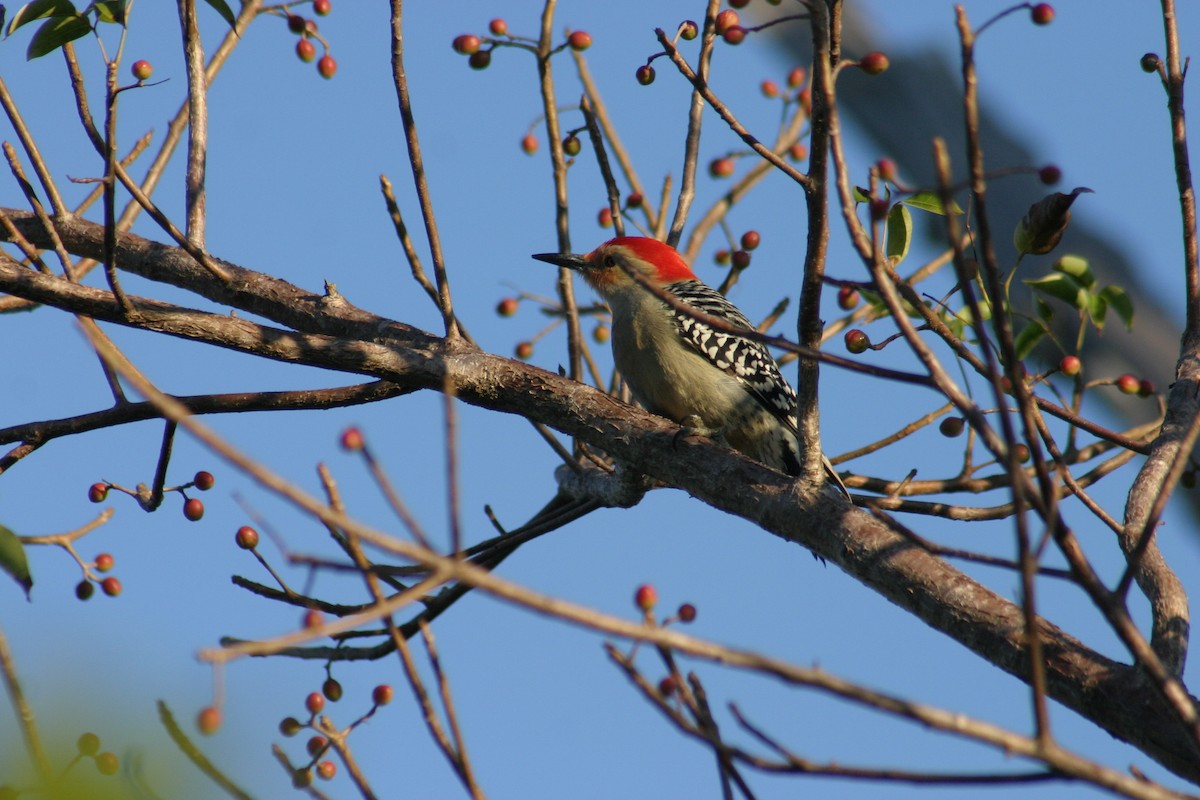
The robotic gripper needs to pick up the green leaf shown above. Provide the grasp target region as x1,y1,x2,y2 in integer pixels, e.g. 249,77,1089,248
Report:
26,12,90,58
1036,295,1055,324
885,202,912,264
852,186,870,204
0,524,32,598
1053,254,1094,288
1014,321,1046,360
202,0,237,28
1100,285,1134,331
1025,273,1088,311
901,191,964,216
6,0,75,35
90,0,126,24
1087,292,1108,331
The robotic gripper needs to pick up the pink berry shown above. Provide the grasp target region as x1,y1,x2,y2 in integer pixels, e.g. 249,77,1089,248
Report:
1116,374,1140,395
837,286,859,310
372,684,394,705
317,55,337,79
859,52,890,75
183,498,205,521
489,18,508,36
634,583,657,611
131,60,153,81
313,0,332,16
1059,355,1081,376
235,525,259,550
1030,3,1054,25
844,329,870,354
635,65,656,85
520,134,538,154
567,31,592,51
296,39,316,63
714,9,739,34
340,427,364,451
452,34,480,55
1039,165,1062,185
196,706,222,735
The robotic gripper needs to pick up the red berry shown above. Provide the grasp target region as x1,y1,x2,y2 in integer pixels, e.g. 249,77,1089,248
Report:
496,297,520,317
340,426,364,451
859,52,890,75
323,677,343,702
679,20,698,40
196,706,222,735
317,55,337,79
287,14,306,33
788,143,808,162
592,324,610,344
731,250,751,270
305,692,325,714
313,0,332,16
709,157,735,178
372,684,394,706
836,285,859,310
722,26,746,45
634,583,657,611
760,79,779,98
452,34,480,55
562,134,581,156
1013,444,1031,463
317,760,337,780
515,341,534,360
235,525,259,550
95,752,119,776
677,603,697,623
740,230,761,251
193,470,215,491
304,18,319,35
567,31,592,51
597,207,614,228
77,732,101,756
303,608,323,629
1030,3,1054,25
296,39,316,63
131,60,153,81
468,50,491,70
183,498,205,521
714,9,739,34
876,158,897,182
729,0,750,7
626,192,643,208
844,329,870,354
658,675,678,696
94,553,114,572
76,580,94,601
1117,374,1140,395
307,735,328,757
279,716,303,736
1138,379,1156,397
1141,53,1161,73
1038,165,1062,185
489,18,508,36
869,198,889,221
786,66,806,88
101,577,122,597
635,65,656,85
88,482,109,503
520,134,538,155
796,87,812,113
939,417,965,438
1059,355,1081,376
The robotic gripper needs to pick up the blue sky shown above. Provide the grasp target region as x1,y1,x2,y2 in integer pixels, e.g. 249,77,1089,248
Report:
1,1,1197,798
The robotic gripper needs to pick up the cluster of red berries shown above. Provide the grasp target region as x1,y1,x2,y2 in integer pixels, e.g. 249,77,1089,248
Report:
277,680,395,785
713,230,761,271
75,552,121,601
453,21,590,71
633,583,697,625
287,4,336,79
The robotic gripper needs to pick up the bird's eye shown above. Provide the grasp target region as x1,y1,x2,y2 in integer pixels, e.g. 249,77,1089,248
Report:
602,255,617,268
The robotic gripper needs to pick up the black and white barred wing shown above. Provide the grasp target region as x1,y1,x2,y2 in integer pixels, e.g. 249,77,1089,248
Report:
663,280,799,430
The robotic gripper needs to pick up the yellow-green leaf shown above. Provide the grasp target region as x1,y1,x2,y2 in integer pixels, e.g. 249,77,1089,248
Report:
1100,285,1134,331
1014,321,1046,360
1025,273,1087,311
1053,254,1094,288
0,524,32,598
885,202,912,264
901,191,964,216
202,0,237,28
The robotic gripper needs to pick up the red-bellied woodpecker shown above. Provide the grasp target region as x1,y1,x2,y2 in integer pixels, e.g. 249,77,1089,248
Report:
533,236,848,497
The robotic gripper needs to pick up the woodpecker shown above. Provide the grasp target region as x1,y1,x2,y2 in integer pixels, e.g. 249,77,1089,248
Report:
533,236,847,497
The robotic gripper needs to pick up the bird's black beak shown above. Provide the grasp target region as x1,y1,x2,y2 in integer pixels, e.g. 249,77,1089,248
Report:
532,251,590,272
